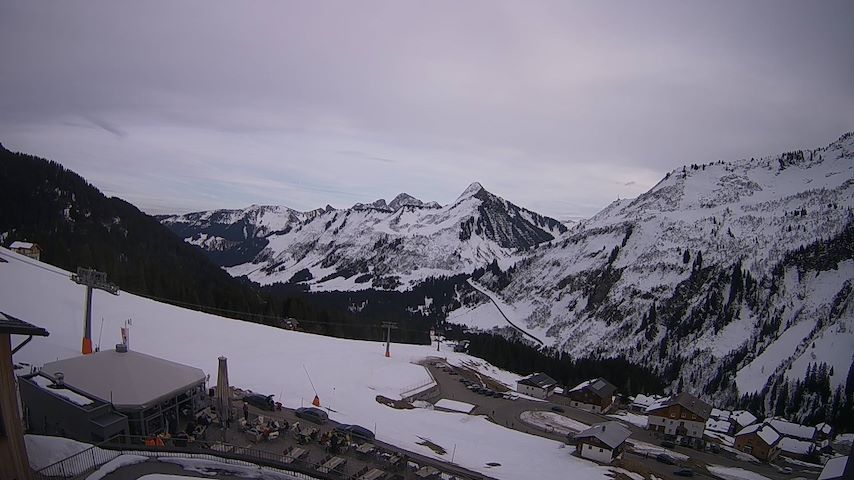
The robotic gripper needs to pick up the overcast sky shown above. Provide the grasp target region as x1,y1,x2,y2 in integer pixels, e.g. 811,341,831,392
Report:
1,1,852,219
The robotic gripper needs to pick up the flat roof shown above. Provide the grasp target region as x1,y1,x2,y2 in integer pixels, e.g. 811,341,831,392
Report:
42,349,206,410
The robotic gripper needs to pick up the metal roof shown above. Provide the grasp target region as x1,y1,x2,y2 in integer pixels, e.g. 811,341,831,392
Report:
646,391,712,419
518,372,558,389
574,421,632,449
0,311,49,336
569,377,617,398
41,349,206,410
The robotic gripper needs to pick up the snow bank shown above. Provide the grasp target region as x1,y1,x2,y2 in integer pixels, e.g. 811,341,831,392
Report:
86,455,147,480
25,434,93,471
520,411,589,435
708,465,772,480
608,411,648,428
434,399,475,413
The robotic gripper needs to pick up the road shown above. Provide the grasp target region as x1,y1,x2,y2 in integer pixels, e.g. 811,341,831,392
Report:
424,361,822,480
467,279,544,346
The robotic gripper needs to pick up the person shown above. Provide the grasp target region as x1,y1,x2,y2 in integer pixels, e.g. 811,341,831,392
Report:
243,401,249,422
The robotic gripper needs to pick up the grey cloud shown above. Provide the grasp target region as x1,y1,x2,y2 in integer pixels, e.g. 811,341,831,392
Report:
1,0,852,218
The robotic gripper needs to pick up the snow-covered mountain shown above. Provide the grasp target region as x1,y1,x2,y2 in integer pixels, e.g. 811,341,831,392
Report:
160,183,567,290
453,133,854,414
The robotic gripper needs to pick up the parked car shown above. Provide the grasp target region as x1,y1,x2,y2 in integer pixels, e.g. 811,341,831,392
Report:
674,468,694,477
335,424,375,441
660,440,676,449
243,393,276,411
550,406,565,413
656,454,676,465
295,407,329,424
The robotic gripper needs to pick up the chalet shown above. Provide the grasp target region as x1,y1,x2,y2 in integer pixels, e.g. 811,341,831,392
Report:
645,391,712,448
566,377,617,413
734,423,782,462
571,421,632,464
1,311,49,480
766,417,815,442
9,241,41,261
516,373,557,399
706,408,757,435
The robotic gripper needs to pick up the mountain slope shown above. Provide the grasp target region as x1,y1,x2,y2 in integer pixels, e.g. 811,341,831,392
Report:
161,182,567,290
451,133,854,420
0,145,304,327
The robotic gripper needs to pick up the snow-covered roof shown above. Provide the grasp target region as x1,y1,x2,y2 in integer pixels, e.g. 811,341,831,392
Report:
818,455,850,480
645,391,712,419
731,410,757,427
735,423,781,446
29,374,98,407
711,408,731,420
574,421,632,449
779,437,813,455
518,372,557,389
10,241,35,249
816,422,832,434
568,377,617,398
766,418,816,440
705,418,731,434
630,394,664,408
41,348,206,410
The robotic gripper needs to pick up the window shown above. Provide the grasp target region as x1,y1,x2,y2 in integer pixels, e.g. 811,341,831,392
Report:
599,448,603,453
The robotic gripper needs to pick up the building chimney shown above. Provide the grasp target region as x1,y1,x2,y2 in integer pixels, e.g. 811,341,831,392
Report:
115,343,128,353
54,372,64,386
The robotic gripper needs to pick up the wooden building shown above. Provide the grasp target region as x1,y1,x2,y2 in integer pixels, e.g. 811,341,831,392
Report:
565,377,617,413
646,391,712,448
8,242,41,261
0,311,49,480
734,423,781,462
571,421,632,464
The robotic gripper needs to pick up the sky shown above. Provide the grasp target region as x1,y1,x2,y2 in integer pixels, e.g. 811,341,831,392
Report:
1,1,852,220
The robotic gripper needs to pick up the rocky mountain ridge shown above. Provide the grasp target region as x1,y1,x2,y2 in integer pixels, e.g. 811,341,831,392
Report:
160,182,567,290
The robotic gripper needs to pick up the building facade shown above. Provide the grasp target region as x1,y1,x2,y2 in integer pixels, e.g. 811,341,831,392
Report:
572,422,631,464
566,378,617,413
0,312,49,480
24,347,209,439
734,423,781,462
19,373,128,443
516,373,557,399
646,392,712,448
9,242,41,261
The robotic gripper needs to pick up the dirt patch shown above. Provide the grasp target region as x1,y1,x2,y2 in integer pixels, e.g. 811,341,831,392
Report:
416,436,447,455
375,395,414,409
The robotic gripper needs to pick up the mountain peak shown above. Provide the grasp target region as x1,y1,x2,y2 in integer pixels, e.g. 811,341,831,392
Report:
457,182,485,200
389,193,424,210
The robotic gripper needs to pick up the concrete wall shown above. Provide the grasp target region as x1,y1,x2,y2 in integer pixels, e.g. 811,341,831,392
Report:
0,333,32,480
19,375,127,443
